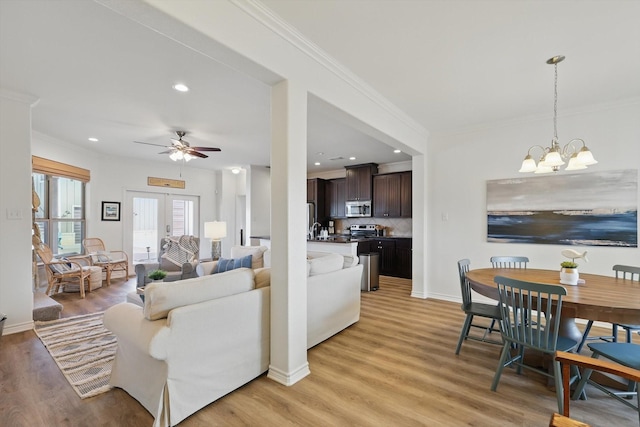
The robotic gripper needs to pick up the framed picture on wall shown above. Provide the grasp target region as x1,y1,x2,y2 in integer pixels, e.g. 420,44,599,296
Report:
101,201,121,221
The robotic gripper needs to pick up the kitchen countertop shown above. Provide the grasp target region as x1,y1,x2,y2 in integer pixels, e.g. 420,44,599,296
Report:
252,236,411,243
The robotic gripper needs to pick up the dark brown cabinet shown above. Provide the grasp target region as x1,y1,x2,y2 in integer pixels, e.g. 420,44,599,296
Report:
307,178,327,223
369,238,396,276
345,163,378,201
371,171,412,218
357,238,412,279
395,238,412,279
326,178,346,218
373,173,402,218
400,171,412,218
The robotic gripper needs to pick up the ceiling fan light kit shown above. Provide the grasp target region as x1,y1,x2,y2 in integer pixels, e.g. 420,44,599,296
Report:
518,55,598,174
134,130,221,162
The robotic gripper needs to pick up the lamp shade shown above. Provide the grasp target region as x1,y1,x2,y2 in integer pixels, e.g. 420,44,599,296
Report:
519,155,537,173
565,153,587,171
204,221,227,240
539,150,564,167
577,146,598,166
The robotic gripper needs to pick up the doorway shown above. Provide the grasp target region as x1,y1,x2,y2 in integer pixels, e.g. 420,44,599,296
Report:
124,191,200,263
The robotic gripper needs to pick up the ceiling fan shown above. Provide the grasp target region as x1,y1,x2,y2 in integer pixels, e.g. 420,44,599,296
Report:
134,131,221,161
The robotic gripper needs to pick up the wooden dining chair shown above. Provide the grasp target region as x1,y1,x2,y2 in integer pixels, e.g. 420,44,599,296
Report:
491,276,579,415
455,259,502,355
490,256,529,269
555,345,640,426
577,264,640,353
83,237,129,286
34,242,92,298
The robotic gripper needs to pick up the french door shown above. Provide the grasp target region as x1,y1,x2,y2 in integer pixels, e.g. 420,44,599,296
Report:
124,191,199,263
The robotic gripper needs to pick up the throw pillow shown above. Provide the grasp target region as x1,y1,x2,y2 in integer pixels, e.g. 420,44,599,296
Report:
213,255,252,274
49,257,77,274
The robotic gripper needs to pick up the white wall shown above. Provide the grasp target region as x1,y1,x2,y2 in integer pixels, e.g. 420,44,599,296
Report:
0,90,38,334
32,132,218,259
427,101,640,302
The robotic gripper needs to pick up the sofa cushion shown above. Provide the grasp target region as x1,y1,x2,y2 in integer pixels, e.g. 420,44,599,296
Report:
143,267,255,320
196,261,218,276
307,252,344,277
230,245,268,269
213,255,252,273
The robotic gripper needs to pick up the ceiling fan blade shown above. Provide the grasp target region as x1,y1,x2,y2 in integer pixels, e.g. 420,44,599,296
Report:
185,149,208,159
158,150,175,154
190,147,221,152
134,141,170,148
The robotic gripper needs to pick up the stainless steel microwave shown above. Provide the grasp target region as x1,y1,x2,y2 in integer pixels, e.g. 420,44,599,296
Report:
345,200,372,217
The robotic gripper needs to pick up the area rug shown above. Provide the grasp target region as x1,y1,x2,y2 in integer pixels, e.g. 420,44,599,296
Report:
34,312,116,399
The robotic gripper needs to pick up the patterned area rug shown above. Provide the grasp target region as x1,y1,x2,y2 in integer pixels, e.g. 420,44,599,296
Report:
34,312,116,399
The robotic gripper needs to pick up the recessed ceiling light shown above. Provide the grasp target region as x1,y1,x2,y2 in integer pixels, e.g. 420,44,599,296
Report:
88,137,98,142
349,156,356,160
231,168,240,174
393,149,402,154
316,152,324,156
314,162,321,166
173,83,189,92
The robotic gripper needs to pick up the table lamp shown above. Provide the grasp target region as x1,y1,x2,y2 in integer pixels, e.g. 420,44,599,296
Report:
204,221,227,260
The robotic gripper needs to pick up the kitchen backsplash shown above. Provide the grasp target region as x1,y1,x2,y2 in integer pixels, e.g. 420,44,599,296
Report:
334,217,412,237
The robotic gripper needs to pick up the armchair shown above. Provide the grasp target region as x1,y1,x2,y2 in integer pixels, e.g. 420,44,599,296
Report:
135,236,200,286
83,237,129,286
34,243,92,298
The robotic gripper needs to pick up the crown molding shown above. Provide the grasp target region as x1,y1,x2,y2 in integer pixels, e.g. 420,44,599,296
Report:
232,0,428,139
0,88,40,106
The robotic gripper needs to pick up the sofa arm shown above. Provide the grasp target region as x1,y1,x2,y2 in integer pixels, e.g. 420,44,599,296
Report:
180,261,198,280
103,303,169,358
135,262,160,287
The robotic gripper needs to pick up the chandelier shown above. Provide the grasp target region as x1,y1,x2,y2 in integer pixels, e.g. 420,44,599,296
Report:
519,55,597,174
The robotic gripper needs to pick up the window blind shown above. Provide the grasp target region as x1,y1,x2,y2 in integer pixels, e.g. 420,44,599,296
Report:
32,156,90,182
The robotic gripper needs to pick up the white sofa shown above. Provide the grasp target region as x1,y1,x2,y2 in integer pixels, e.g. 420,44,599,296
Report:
104,250,362,427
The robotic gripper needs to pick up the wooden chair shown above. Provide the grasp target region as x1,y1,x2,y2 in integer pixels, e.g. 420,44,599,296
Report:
34,243,91,298
490,256,529,269
577,264,640,352
555,347,640,426
83,237,129,286
491,276,579,415
455,259,502,355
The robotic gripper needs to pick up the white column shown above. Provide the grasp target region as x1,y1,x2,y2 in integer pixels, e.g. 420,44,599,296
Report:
0,89,39,334
410,153,428,299
268,80,310,385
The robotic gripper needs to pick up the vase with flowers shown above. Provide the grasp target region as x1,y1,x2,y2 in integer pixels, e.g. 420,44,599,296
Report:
559,261,579,285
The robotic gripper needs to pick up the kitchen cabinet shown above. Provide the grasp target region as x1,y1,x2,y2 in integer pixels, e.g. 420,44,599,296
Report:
326,178,346,218
395,238,412,279
400,171,412,218
372,171,412,218
307,178,327,223
373,173,402,218
345,163,378,201
357,238,411,279
369,238,396,276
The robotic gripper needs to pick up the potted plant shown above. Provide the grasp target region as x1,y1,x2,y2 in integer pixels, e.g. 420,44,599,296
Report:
560,261,579,285
148,269,167,282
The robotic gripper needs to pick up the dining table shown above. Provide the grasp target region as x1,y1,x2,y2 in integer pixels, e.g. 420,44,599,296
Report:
465,268,640,344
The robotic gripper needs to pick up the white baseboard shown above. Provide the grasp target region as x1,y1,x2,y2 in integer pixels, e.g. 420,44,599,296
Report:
267,362,310,386
2,319,34,335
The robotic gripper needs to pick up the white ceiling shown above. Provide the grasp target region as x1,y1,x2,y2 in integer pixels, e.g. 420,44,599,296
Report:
2,1,639,174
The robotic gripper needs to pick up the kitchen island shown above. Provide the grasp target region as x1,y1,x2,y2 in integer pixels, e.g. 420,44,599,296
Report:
254,237,359,258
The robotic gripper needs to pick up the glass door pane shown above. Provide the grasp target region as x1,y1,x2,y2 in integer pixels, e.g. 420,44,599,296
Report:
131,196,161,262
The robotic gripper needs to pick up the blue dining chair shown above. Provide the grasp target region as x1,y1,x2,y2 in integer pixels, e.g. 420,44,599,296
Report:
490,256,529,269
454,259,502,355
577,264,640,353
491,276,579,415
569,343,640,426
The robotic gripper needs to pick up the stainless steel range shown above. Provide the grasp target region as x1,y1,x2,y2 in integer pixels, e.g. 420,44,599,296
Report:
350,224,378,238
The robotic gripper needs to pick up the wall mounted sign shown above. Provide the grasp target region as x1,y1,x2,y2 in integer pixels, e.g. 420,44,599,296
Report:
487,169,637,247
101,201,121,221
147,177,185,189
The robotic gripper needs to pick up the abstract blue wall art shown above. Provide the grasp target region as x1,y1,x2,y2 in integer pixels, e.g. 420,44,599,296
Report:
487,169,638,247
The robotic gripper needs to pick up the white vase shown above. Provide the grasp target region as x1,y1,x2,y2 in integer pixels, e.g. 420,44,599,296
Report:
560,268,579,285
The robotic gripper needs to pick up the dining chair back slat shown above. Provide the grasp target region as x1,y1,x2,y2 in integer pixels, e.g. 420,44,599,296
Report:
490,256,529,269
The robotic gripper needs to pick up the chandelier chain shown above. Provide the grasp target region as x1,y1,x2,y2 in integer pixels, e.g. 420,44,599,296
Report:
553,62,558,141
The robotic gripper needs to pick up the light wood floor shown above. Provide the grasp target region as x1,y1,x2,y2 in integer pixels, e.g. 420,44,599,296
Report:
1,276,636,426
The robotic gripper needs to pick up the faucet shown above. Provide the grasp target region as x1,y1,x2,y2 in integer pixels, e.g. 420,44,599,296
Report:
309,222,321,240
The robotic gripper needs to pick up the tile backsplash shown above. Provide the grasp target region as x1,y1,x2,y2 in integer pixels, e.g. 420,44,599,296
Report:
334,217,412,237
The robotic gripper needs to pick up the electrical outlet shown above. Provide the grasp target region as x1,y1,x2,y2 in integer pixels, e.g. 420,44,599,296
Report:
6,208,22,220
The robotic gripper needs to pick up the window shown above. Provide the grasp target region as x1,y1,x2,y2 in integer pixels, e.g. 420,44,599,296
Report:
32,157,89,256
